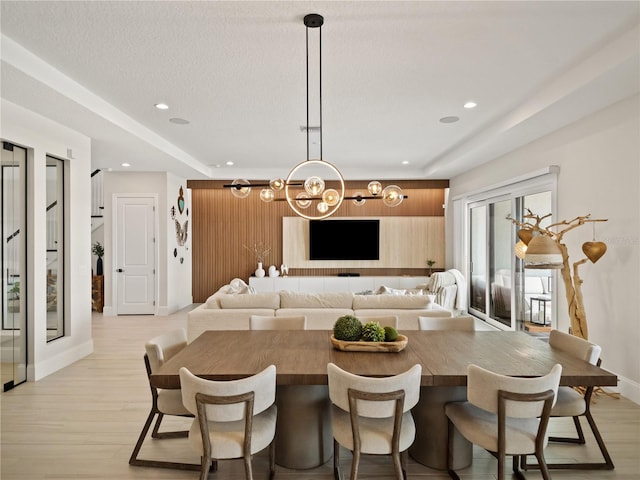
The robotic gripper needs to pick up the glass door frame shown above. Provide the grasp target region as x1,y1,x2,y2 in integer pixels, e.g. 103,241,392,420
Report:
468,194,516,330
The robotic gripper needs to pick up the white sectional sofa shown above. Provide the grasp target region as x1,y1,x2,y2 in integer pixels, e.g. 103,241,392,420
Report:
187,290,452,343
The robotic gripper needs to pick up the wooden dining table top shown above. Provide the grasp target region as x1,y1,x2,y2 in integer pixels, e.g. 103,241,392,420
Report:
150,330,618,390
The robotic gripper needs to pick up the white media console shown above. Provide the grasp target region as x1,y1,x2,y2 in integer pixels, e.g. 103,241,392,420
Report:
249,276,430,293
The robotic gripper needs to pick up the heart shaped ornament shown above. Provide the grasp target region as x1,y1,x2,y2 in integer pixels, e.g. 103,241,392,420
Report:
582,241,607,263
517,229,534,245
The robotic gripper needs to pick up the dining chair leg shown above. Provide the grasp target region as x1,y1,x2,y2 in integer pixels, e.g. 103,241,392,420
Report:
129,409,200,470
199,454,212,480
401,449,409,480
549,415,585,444
350,446,361,480
535,450,552,480
512,455,525,480
243,452,253,480
391,449,403,480
521,411,614,470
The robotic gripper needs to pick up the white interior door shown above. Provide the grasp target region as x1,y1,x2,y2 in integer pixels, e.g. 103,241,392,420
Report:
115,196,156,315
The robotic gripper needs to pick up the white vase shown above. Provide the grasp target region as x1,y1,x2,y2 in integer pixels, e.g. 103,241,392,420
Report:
255,262,265,278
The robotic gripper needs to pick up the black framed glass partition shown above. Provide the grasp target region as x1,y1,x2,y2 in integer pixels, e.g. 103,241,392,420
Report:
1,142,27,391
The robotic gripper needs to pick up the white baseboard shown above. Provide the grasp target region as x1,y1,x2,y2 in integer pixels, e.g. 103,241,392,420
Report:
102,306,113,316
616,375,640,405
158,299,194,316
28,339,94,381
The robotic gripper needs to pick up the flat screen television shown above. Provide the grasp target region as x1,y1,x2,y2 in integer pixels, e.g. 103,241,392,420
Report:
309,219,380,260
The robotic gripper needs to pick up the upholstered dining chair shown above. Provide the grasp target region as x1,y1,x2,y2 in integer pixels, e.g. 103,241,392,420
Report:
521,329,614,471
179,364,277,480
129,328,200,470
445,363,562,480
417,315,475,331
327,362,422,480
249,315,306,330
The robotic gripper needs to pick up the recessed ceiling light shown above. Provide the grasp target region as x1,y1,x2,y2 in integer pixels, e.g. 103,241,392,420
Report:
464,101,477,109
439,116,459,124
402,160,410,165
154,103,169,110
226,161,234,166
121,163,131,167
169,117,190,125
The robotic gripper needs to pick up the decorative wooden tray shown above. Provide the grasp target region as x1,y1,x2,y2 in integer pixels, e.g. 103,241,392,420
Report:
330,334,408,353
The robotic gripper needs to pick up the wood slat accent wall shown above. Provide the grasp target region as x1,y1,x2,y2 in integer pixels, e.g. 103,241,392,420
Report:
188,180,448,302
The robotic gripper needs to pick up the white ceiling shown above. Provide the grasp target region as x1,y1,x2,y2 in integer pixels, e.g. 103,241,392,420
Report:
1,1,639,181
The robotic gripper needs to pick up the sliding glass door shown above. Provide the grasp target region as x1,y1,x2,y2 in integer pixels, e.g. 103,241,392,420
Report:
1,142,27,391
468,190,554,331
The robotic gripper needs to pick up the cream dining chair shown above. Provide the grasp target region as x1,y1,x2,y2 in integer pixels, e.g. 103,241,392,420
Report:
180,364,277,480
249,315,306,330
327,362,422,480
417,315,475,331
445,363,562,480
521,329,614,471
129,328,200,470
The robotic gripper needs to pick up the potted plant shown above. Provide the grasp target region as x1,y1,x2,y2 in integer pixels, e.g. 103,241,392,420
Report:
92,242,104,276
426,259,436,276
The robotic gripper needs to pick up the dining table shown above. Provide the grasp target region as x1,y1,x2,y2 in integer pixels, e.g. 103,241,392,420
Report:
151,329,617,470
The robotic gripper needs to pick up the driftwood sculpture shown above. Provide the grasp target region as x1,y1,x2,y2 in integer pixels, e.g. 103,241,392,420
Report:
508,210,607,340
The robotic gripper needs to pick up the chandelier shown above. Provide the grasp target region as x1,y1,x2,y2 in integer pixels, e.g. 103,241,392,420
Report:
225,14,405,220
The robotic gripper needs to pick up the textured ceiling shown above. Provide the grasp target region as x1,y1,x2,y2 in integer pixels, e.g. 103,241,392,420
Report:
1,1,639,180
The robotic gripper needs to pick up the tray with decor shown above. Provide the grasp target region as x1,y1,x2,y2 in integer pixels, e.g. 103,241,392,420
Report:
330,334,408,353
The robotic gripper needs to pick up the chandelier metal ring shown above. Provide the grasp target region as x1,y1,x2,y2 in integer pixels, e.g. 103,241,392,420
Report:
285,160,345,220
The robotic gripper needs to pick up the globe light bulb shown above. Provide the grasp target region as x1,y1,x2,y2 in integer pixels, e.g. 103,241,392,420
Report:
259,188,275,202
295,192,311,209
368,181,382,196
352,192,366,206
317,201,329,214
230,178,251,198
322,188,340,206
269,178,285,191
304,176,325,196
382,185,404,207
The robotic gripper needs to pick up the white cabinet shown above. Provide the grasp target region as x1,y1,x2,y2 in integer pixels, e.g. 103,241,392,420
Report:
249,276,428,293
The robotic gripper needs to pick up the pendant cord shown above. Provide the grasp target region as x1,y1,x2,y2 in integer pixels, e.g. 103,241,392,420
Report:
319,26,323,161
305,25,309,162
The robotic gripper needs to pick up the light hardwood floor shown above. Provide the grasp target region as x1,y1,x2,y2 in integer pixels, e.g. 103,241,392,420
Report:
1,307,639,479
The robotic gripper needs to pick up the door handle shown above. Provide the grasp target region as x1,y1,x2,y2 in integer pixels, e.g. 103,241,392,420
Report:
116,268,124,273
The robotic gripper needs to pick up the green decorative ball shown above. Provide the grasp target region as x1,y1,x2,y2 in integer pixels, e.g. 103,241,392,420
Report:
333,315,363,341
384,326,399,342
362,321,386,342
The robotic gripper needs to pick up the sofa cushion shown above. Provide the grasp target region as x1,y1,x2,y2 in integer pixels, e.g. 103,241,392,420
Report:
218,293,280,309
352,294,431,310
279,291,354,309
205,294,221,309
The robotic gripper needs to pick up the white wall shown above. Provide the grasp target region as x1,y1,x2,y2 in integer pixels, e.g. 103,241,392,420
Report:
448,95,640,403
165,172,192,313
0,100,93,380
102,171,191,315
